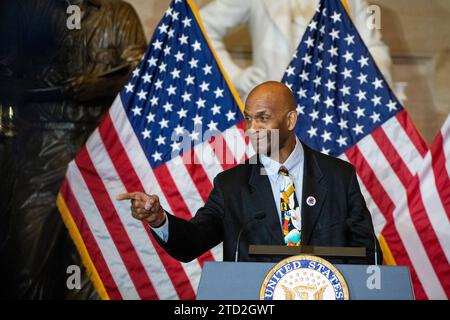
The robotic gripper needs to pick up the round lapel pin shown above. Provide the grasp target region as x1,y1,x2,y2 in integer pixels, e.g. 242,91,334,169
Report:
306,196,316,207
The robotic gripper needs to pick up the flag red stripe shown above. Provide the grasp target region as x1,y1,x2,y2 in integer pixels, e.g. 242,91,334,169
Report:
345,144,428,299
407,176,450,298
209,133,237,171
395,111,428,157
236,119,246,133
371,128,414,186
181,149,217,265
60,179,123,300
345,145,408,260
75,146,158,299
372,128,450,297
152,164,196,221
236,120,250,162
152,163,215,268
431,133,450,218
99,114,196,300
183,149,214,202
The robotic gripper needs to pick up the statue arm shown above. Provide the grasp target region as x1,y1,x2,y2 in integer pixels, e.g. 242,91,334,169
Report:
68,1,147,104
114,1,147,66
200,0,251,83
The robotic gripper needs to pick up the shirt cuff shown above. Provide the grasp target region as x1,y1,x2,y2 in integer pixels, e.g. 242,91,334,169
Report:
149,214,169,243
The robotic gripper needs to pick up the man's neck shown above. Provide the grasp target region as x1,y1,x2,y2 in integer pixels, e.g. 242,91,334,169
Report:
269,135,297,164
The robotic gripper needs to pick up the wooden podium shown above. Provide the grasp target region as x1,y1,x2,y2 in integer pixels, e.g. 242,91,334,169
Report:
248,245,367,260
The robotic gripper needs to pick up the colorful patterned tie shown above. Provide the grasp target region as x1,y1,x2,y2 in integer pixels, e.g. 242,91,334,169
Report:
278,166,301,246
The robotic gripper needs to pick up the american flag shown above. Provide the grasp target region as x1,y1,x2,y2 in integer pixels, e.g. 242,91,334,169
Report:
427,116,450,234
57,0,249,299
283,0,450,299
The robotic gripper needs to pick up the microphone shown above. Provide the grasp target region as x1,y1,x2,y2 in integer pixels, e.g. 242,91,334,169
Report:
234,212,266,262
373,232,379,266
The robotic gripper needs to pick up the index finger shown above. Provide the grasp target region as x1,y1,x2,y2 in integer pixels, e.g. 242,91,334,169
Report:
115,192,148,201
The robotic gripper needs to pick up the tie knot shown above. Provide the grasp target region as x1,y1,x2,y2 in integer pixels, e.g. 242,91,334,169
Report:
278,166,289,176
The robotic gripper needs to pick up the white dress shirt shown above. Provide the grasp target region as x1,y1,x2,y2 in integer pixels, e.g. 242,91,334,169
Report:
259,138,304,231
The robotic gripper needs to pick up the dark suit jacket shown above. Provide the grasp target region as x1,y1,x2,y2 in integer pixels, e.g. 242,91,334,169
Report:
152,142,382,264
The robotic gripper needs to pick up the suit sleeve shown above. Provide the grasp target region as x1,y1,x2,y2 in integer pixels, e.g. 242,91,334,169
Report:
151,177,225,263
346,168,383,264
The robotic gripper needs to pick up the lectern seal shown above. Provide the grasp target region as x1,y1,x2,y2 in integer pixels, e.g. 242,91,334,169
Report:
260,255,349,300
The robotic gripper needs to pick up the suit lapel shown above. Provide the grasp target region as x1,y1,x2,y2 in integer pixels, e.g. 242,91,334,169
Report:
248,156,284,245
301,144,328,245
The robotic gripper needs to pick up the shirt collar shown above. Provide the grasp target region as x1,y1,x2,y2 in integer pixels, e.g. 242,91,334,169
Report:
260,137,304,178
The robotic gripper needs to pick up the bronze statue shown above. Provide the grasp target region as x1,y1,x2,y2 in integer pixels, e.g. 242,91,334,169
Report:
0,0,146,299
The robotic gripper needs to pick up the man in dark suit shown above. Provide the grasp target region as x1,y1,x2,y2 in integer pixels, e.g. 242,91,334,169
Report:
117,81,382,264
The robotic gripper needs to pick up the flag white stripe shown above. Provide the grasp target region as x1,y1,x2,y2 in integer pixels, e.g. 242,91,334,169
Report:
109,96,169,208
110,95,201,295
223,126,247,164
194,142,223,184
165,157,222,263
192,142,225,262
418,152,450,264
246,143,256,159
357,136,406,205
166,157,205,215
357,136,446,299
359,175,386,238
66,162,140,299
173,149,226,264
340,154,386,237
394,193,447,299
441,117,450,176
86,129,178,299
382,117,424,174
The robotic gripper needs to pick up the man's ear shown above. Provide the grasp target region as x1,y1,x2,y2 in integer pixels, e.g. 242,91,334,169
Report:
287,111,298,131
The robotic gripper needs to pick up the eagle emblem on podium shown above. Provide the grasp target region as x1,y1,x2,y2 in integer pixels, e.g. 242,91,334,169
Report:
260,255,349,300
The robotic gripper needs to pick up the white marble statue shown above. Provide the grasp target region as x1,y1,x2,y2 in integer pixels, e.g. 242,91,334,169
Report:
200,0,393,98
